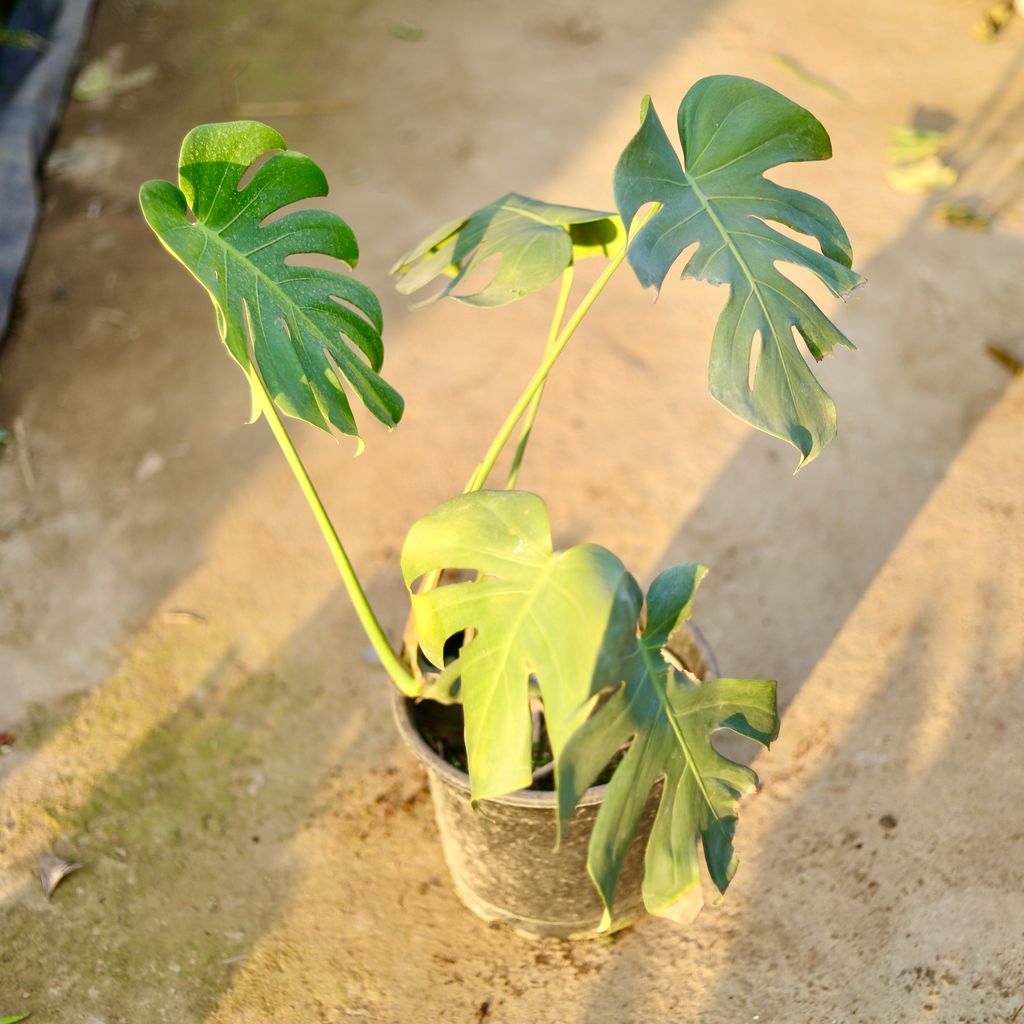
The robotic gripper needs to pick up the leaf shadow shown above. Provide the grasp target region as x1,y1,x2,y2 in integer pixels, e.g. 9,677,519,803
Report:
571,60,1024,1019
573,574,1023,1021
684,563,1024,1019
643,219,1017,716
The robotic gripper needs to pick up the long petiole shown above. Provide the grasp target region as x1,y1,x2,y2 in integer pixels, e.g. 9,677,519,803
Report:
248,365,421,696
505,265,574,490
415,208,657,600
465,207,656,494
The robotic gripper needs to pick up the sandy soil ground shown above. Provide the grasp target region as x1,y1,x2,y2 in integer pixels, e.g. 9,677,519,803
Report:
1,1,1023,1021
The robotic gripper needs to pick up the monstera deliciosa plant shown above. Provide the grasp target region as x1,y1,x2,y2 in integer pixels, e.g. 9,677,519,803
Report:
140,75,861,932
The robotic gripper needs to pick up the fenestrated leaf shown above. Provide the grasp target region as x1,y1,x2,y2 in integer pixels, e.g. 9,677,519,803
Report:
401,490,641,802
139,121,403,442
392,193,623,309
614,75,864,467
557,564,778,929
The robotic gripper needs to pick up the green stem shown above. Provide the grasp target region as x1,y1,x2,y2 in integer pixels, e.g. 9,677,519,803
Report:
416,208,656,598
248,366,421,696
465,211,651,493
505,265,574,489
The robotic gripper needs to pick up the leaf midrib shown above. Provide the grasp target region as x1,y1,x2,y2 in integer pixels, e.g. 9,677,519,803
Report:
496,202,608,229
188,215,372,382
465,558,561,766
639,640,720,822
684,172,804,416
460,553,609,768
497,203,565,228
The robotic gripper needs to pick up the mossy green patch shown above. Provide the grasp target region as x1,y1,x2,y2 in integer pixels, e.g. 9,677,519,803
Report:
0,610,381,1024
16,691,89,750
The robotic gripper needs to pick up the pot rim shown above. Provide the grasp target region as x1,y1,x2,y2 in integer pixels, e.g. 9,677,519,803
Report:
391,622,718,809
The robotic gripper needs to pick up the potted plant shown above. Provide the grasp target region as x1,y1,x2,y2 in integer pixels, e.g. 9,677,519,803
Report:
138,74,861,939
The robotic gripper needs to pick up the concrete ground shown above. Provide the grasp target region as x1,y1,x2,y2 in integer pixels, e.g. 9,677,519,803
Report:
1,1,1023,1021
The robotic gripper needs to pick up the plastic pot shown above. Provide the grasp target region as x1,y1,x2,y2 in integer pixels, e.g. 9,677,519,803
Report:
392,624,718,940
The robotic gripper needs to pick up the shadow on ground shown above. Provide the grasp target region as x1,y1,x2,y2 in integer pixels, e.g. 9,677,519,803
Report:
572,62,1024,1022
642,58,1024,707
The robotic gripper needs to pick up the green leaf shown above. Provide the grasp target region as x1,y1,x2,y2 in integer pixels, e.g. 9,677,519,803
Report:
614,75,864,467
0,27,48,51
557,564,778,929
885,156,957,194
1,1013,31,1023
401,490,641,802
139,121,403,441
392,193,623,309
885,126,948,163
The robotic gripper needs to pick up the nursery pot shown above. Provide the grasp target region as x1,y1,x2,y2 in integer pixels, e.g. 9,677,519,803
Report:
392,624,719,940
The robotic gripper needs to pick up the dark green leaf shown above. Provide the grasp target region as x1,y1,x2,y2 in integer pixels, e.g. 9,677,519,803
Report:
392,193,623,309
614,75,863,466
139,121,402,442
401,490,641,802
557,564,778,927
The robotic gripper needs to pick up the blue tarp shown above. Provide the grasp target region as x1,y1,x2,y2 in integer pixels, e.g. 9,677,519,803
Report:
0,0,93,343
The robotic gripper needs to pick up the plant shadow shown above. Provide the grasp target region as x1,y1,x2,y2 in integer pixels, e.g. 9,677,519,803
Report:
571,59,1024,1023
640,191,1019,716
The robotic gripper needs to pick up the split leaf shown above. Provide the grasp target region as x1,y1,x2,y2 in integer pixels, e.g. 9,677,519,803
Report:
557,564,778,928
392,193,623,308
401,490,640,802
139,121,402,442
614,75,863,466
